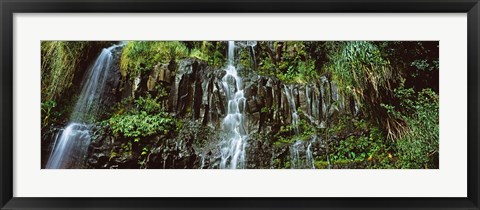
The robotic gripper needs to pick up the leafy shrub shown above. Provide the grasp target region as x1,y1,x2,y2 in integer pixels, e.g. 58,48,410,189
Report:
382,86,439,168
108,95,175,142
330,127,393,165
133,94,163,114
109,111,172,142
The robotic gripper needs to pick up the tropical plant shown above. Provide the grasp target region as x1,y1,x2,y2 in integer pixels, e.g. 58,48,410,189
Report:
108,95,175,142
382,84,439,168
324,41,407,140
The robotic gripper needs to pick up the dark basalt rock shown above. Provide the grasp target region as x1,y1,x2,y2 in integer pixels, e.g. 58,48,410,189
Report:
167,59,226,129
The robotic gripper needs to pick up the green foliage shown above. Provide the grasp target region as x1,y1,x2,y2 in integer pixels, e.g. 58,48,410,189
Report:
108,95,174,141
257,41,319,83
195,41,226,67
277,60,316,83
260,107,270,113
42,41,86,101
40,40,439,169
382,85,439,168
121,141,133,157
41,100,57,129
298,118,316,140
133,94,163,114
138,145,152,168
323,41,412,141
120,41,189,79
314,160,330,169
325,41,394,109
109,111,172,141
378,41,439,91
275,125,297,145
107,95,175,169
238,46,254,71
41,41,112,102
189,48,209,61
120,41,228,81
274,118,318,147
258,54,276,76
330,127,392,163
325,116,395,168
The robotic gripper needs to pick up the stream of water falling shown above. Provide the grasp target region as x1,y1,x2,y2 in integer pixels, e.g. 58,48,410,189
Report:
220,41,248,169
284,85,316,169
46,44,123,169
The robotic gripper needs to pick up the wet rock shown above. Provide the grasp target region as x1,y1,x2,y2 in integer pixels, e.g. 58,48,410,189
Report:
167,59,226,128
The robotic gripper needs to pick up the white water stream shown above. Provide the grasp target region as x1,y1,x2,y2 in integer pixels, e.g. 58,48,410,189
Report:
46,44,122,169
220,41,249,169
284,85,316,169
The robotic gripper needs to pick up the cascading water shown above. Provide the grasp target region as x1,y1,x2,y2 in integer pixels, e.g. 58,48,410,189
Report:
220,41,248,169
247,41,257,70
306,135,317,169
305,85,320,125
284,85,299,133
46,44,123,169
284,85,316,169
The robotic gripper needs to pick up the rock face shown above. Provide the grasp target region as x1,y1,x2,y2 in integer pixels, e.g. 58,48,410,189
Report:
84,58,360,169
242,75,352,135
86,121,218,169
168,59,227,129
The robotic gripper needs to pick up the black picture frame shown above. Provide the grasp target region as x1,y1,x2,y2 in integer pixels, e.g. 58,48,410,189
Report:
1,0,479,209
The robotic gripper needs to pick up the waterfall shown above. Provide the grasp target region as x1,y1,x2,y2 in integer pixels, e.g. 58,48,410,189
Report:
247,41,257,70
46,43,123,169
306,135,317,169
46,123,91,169
305,84,320,124
284,85,316,169
220,41,248,169
284,85,299,133
227,41,235,66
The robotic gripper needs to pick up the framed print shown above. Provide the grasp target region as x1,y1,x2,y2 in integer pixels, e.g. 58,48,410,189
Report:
1,0,479,209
